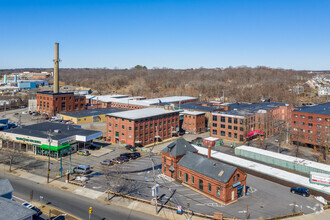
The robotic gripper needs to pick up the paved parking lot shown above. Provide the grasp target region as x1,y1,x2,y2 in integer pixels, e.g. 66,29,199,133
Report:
83,154,323,219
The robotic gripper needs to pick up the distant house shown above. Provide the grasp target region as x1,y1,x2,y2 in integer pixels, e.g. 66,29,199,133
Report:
292,85,304,95
0,178,14,199
162,139,247,204
318,87,330,96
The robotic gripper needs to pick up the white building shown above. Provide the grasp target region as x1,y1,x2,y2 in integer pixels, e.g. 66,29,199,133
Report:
318,87,330,96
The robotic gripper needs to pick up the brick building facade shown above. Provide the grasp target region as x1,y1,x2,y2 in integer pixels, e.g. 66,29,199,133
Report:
106,108,180,146
291,103,329,148
37,92,86,116
182,111,206,134
162,139,247,204
210,103,293,143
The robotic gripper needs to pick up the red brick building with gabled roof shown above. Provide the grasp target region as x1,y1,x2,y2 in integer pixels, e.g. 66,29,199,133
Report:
162,138,247,204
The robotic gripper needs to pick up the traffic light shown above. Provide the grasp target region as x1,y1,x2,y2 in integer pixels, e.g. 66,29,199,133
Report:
89,206,93,214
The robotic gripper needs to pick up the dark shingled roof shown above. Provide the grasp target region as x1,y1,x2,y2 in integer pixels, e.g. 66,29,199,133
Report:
0,197,36,219
1,122,100,141
0,179,13,196
59,108,124,118
295,102,330,115
178,152,237,183
162,139,197,157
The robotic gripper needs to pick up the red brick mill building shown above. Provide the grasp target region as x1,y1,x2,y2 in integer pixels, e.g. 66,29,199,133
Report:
162,139,247,204
291,102,330,149
37,91,86,116
106,108,180,146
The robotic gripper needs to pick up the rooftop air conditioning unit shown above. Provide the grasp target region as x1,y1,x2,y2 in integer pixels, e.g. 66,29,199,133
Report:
54,129,61,133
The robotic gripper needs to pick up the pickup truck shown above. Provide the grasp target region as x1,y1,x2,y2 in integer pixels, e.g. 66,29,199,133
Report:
290,187,310,197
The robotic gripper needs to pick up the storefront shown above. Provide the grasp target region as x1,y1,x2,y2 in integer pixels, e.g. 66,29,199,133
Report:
0,122,102,159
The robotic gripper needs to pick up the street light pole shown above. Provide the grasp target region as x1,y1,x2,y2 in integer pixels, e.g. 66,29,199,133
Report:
47,130,52,183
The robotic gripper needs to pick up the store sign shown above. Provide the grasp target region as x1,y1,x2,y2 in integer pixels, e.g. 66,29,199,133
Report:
16,137,41,144
310,172,330,186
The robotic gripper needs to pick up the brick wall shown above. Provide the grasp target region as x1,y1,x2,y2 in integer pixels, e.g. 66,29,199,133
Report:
37,93,86,116
291,111,329,147
182,114,206,134
161,152,247,204
107,112,180,146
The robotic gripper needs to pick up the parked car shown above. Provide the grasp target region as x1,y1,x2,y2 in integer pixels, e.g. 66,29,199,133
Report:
290,187,310,197
20,105,27,108
22,202,42,218
119,156,129,162
100,159,113,166
22,111,28,114
125,145,137,151
275,138,279,142
112,156,129,164
32,112,39,116
120,153,133,159
130,152,141,158
77,150,91,156
73,165,92,175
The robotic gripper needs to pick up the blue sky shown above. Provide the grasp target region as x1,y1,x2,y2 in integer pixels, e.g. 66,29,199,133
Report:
0,0,329,70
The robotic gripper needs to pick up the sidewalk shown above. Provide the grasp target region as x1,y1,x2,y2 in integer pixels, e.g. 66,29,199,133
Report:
285,209,330,220
0,163,206,220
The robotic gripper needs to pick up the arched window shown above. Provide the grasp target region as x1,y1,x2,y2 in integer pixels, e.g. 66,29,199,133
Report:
237,173,240,182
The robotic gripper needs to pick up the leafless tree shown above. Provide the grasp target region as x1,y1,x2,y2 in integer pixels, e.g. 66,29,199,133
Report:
0,134,22,172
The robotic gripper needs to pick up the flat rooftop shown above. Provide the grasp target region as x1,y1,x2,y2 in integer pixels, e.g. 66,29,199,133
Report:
236,146,330,173
214,102,288,116
179,102,223,112
37,91,74,95
1,122,100,141
181,110,206,116
294,102,330,115
107,108,180,120
87,95,198,107
59,108,124,118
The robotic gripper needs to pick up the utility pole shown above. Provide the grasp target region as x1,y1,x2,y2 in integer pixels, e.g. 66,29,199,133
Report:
150,126,160,214
47,130,52,183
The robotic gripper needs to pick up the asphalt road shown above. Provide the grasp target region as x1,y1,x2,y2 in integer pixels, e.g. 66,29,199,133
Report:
5,173,162,220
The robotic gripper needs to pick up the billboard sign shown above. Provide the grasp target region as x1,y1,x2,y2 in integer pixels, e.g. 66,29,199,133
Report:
310,172,330,186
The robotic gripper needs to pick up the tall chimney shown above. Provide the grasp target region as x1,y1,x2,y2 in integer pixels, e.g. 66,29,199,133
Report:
53,42,60,93
208,146,211,159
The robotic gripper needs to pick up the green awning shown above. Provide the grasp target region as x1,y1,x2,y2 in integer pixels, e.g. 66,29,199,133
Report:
40,144,70,152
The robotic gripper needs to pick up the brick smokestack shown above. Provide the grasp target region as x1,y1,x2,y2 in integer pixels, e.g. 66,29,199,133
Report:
208,146,211,159
53,42,60,93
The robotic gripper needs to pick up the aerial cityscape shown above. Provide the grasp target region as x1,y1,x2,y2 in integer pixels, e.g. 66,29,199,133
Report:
0,1,329,220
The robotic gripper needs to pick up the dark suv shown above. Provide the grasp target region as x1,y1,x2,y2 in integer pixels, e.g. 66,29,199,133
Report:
290,187,310,197
125,145,137,151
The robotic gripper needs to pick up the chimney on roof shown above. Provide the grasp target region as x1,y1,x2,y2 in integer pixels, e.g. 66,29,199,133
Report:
53,42,60,94
208,146,211,159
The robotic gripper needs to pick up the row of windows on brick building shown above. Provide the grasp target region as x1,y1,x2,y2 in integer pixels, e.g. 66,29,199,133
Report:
111,127,176,136
293,114,329,121
163,166,240,197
